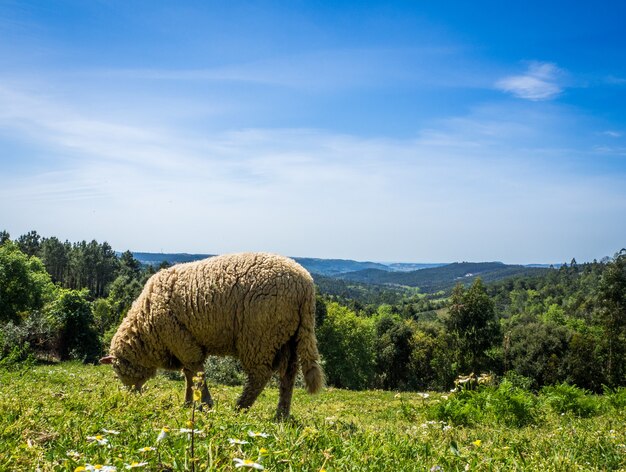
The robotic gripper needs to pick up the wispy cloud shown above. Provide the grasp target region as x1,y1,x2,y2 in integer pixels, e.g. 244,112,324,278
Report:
496,62,564,101
602,130,623,138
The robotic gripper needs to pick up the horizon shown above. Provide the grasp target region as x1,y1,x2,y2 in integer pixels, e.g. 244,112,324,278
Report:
1,1,625,264
129,248,583,267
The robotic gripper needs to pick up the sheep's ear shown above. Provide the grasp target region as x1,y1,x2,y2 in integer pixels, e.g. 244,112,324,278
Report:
99,355,116,364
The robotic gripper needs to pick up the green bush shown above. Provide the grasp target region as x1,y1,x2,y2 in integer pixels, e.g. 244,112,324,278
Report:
429,388,484,426
204,356,246,386
602,386,626,411
46,289,101,362
541,383,600,417
489,379,541,427
429,379,540,427
0,310,58,364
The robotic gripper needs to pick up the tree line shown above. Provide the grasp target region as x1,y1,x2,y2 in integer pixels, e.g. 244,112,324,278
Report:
1,229,624,393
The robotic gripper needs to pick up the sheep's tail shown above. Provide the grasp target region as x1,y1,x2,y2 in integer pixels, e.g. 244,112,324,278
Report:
296,286,324,394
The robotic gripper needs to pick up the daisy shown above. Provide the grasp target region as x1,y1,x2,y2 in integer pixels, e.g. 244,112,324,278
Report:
248,431,269,438
86,435,109,446
179,428,203,434
229,438,249,445
138,446,156,452
102,429,120,435
125,463,148,469
156,427,170,442
79,465,117,471
233,458,264,470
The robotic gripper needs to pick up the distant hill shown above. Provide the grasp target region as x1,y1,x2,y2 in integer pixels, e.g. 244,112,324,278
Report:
132,252,214,266
337,262,550,293
130,252,440,276
385,262,446,272
130,253,550,293
291,257,390,276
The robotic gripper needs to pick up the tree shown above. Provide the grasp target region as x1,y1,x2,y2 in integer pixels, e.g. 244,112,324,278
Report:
595,249,626,387
40,237,69,284
17,230,41,257
0,230,10,245
106,274,144,322
119,250,142,277
374,313,414,390
0,242,56,323
317,302,375,390
507,321,570,388
46,289,100,362
445,278,499,373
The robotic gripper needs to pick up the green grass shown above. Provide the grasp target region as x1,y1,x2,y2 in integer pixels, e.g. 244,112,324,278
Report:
1,363,625,471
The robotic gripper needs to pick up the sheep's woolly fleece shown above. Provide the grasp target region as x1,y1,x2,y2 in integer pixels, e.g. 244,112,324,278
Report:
106,252,323,415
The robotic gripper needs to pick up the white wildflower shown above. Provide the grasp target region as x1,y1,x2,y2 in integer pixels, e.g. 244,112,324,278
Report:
233,458,264,469
156,427,169,442
86,435,109,446
125,463,148,469
229,438,250,445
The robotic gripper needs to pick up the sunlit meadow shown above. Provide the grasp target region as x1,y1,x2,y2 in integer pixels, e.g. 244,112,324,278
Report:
1,363,624,471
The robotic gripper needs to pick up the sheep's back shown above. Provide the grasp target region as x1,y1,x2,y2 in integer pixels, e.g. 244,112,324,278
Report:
163,253,313,361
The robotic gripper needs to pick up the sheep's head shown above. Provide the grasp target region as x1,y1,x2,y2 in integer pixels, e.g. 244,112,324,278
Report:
100,355,155,392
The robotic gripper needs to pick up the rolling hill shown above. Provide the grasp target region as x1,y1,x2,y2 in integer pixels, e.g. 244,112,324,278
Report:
131,252,551,294
130,252,443,276
337,261,550,292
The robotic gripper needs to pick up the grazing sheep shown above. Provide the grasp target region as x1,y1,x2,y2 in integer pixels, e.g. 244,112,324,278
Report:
100,252,323,418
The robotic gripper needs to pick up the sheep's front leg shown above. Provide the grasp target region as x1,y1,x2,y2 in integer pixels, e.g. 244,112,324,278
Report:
183,367,213,407
162,322,211,407
237,366,272,411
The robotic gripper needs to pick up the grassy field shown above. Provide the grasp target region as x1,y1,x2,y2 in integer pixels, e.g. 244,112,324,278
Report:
1,363,625,471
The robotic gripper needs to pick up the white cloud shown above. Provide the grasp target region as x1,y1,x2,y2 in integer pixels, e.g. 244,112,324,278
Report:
602,130,623,138
496,62,564,101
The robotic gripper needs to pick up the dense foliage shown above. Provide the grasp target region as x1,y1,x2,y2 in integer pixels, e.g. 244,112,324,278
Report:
317,252,626,392
1,229,625,394
0,231,150,364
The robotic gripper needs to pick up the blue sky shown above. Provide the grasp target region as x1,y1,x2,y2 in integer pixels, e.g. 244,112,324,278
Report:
1,1,625,263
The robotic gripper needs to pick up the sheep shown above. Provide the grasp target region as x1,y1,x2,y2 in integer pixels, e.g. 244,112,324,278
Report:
100,252,323,418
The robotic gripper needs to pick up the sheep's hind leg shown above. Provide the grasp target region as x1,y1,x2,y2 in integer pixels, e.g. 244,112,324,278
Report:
276,340,298,420
183,367,213,408
237,366,272,411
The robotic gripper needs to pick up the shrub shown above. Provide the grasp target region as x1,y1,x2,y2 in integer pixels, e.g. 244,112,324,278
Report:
428,388,484,426
0,310,58,364
489,379,541,427
541,383,600,417
204,356,246,386
46,289,101,362
603,386,626,411
429,379,540,427
317,302,376,390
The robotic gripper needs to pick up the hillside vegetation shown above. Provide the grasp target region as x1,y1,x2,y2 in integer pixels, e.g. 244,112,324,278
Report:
337,262,549,293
